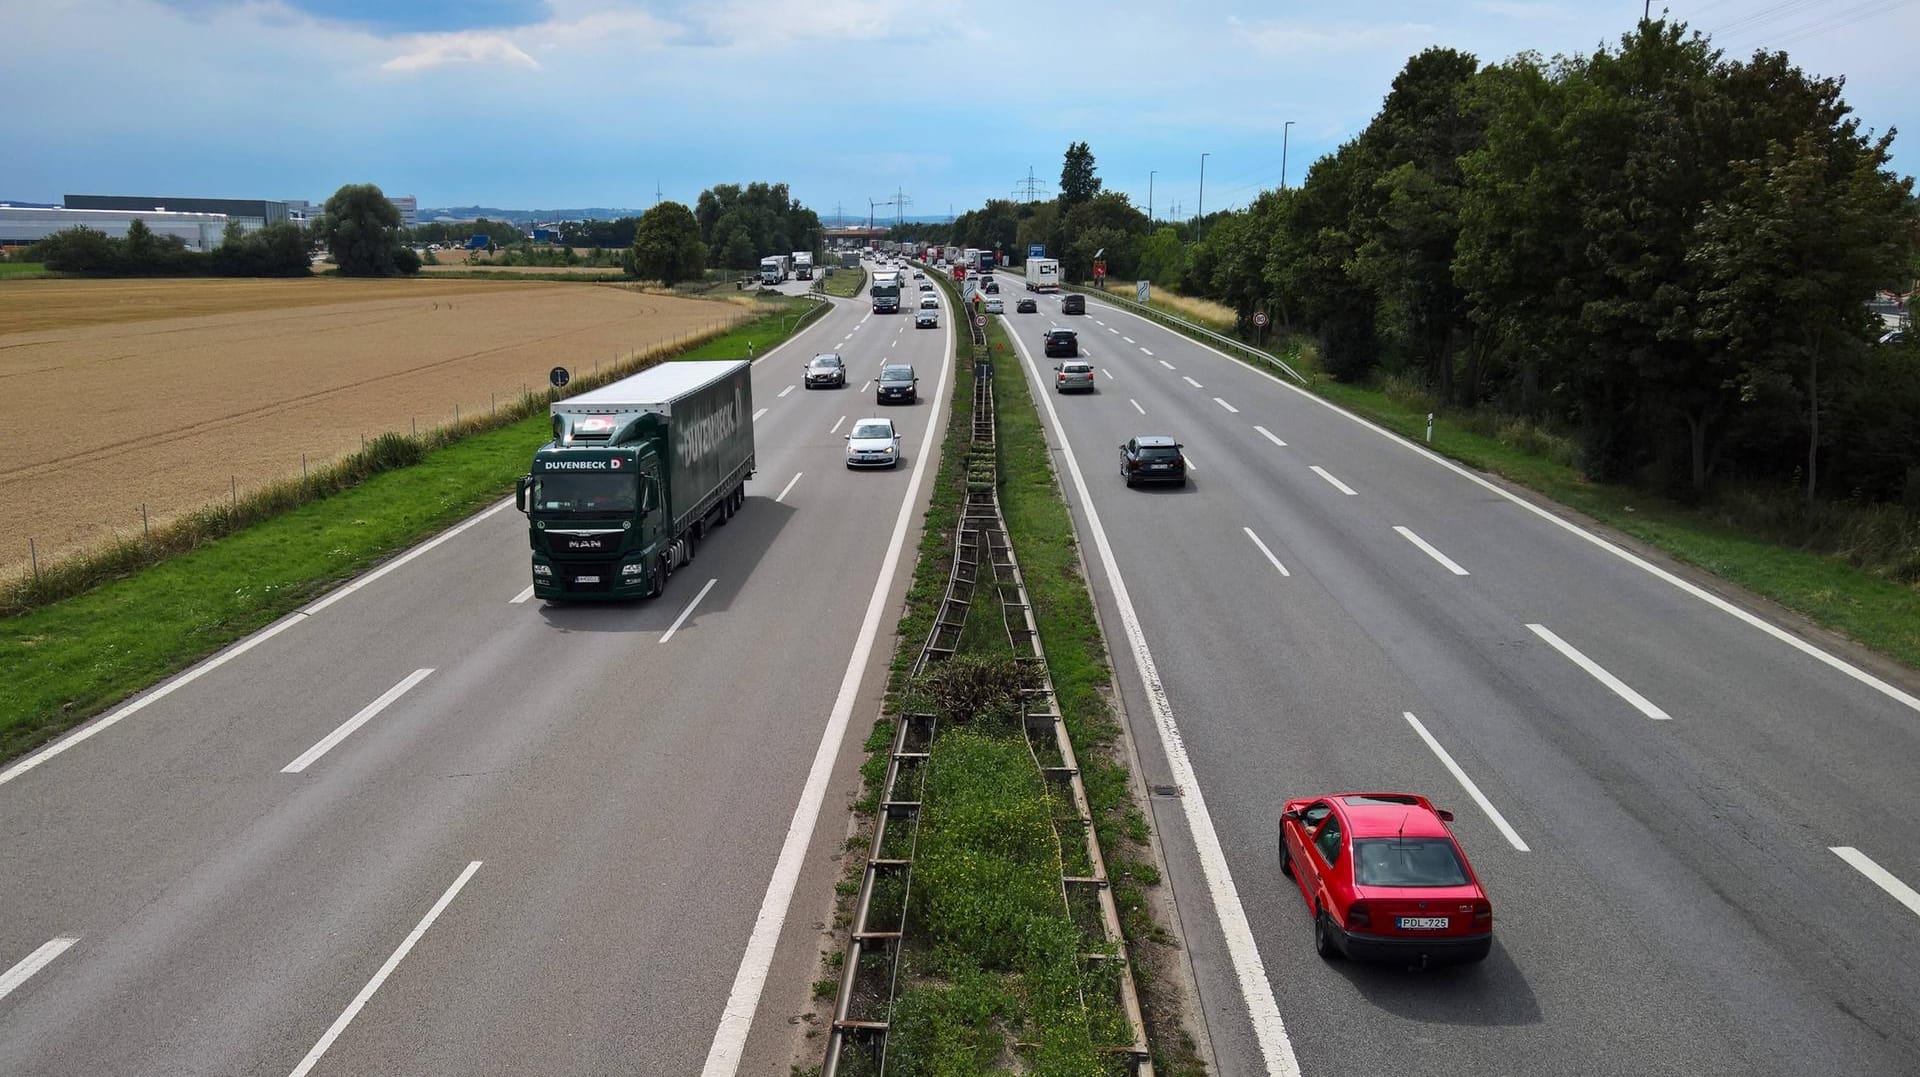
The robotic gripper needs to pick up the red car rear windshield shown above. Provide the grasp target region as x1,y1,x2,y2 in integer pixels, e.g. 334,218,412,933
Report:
1351,838,1469,887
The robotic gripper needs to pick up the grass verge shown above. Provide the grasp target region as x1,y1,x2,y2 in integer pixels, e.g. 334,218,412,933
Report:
0,262,50,278
820,267,868,299
0,298,824,764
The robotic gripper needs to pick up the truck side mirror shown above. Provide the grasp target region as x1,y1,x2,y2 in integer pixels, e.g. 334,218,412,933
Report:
515,476,531,514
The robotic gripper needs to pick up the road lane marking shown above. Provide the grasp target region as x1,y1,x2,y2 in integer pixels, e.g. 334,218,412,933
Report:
1141,347,1154,356
774,472,803,503
1123,336,1136,344
1254,425,1287,448
752,408,768,421
830,415,846,434
1108,326,1119,334
0,937,78,1002
1004,323,1300,1077
1103,368,1116,379
287,861,482,1077
1310,466,1358,496
660,578,718,644
282,669,434,773
1130,399,1146,415
701,281,957,1077
1182,376,1204,389
1214,397,1239,414
1831,847,1920,919
1395,526,1470,576
1527,624,1672,720
1243,528,1291,577
860,380,872,392
859,312,871,324
304,501,513,616
1094,319,1105,325
778,385,795,398
1403,713,1531,852
509,585,536,604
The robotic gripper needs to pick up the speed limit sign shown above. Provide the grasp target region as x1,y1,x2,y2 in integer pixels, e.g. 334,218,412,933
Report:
975,314,987,328
1252,311,1269,328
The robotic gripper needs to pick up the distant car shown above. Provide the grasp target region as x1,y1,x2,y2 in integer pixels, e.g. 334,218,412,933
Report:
919,281,934,292
1054,359,1095,393
1043,329,1079,358
913,270,926,279
1279,792,1492,966
804,352,846,389
916,307,940,328
845,417,902,468
876,363,919,404
985,297,1004,314
1016,298,1038,313
984,281,999,295
920,295,939,309
1061,294,1086,315
1118,435,1185,486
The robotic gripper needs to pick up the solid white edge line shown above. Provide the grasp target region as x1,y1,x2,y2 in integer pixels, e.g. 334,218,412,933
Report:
1242,527,1291,577
509,585,536,605
1006,325,1301,1076
1394,526,1470,576
287,861,482,1077
699,282,956,1077
1084,291,1920,716
830,416,846,434
305,500,514,616
1309,465,1358,496
659,578,718,644
1254,425,1288,448
1830,847,1920,919
1527,624,1673,720
1131,399,1146,415
0,936,78,1001
774,472,803,503
1403,713,1531,852
282,669,434,773
1183,375,1204,389
1214,397,1239,414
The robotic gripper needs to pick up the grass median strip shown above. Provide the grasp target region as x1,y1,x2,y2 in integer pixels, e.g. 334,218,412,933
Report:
0,300,819,765
820,267,868,299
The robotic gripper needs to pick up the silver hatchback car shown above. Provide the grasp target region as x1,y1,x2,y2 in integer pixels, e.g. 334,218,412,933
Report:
1053,360,1096,393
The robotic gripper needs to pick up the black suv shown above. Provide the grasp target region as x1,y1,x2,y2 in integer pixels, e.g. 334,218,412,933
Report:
1061,294,1086,315
1043,329,1079,358
876,363,918,404
1120,435,1187,487
1016,298,1037,313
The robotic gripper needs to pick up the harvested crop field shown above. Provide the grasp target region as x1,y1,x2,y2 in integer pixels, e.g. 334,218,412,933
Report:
0,277,753,573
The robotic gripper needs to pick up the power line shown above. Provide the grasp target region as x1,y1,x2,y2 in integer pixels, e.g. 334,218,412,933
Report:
1013,166,1045,201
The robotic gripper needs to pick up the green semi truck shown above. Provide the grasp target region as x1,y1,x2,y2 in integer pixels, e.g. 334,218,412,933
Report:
516,360,755,601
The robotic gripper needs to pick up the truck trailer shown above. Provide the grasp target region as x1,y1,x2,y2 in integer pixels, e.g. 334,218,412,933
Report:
1024,257,1060,292
517,360,755,601
759,254,791,285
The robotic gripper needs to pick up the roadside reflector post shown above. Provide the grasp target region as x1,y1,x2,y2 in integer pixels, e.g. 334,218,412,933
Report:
1427,412,1434,444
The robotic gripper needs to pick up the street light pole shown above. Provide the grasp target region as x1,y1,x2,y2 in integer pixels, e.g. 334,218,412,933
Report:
1197,152,1209,226
1148,170,1157,226
1282,121,1295,190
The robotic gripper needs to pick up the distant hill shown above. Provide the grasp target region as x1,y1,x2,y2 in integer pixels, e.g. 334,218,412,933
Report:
418,206,649,225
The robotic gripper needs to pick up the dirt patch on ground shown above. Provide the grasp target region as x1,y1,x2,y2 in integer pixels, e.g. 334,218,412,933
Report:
0,277,750,572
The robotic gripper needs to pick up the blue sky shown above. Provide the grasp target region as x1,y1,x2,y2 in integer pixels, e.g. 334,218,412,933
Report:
4,1,1914,221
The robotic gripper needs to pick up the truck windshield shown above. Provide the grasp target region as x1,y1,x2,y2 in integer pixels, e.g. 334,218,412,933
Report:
534,473,638,514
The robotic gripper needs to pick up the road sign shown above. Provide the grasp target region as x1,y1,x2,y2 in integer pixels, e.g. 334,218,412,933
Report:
549,366,570,388
1252,311,1269,328
975,314,987,328
1093,260,1107,279
1029,243,1046,259
1136,280,1150,304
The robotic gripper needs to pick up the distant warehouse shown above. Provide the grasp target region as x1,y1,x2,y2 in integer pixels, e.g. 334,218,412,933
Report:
64,194,288,232
0,205,229,252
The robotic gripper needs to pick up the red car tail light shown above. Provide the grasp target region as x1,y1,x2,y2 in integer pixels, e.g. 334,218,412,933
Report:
1473,902,1492,927
1346,901,1373,930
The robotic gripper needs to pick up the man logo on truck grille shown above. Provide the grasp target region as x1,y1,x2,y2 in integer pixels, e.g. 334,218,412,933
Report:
676,387,743,470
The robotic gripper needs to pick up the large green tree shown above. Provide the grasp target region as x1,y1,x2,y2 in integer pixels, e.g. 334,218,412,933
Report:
1060,142,1101,209
318,184,418,276
625,201,708,285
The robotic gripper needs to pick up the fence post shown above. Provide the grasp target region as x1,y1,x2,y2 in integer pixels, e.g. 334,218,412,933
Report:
142,503,149,540
231,476,237,509
29,538,37,583
454,403,460,426
412,416,417,436
302,452,308,482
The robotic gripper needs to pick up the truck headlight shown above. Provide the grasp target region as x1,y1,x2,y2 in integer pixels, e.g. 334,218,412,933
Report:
533,563,553,577
622,563,645,576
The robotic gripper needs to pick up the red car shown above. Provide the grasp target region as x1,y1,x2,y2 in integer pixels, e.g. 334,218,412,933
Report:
1279,792,1492,966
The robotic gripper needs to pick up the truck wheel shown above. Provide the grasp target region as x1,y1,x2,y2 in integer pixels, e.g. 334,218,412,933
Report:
647,555,668,598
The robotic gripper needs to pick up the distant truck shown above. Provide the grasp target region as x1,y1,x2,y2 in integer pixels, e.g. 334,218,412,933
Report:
840,251,861,269
976,249,996,273
871,270,904,313
942,245,961,264
465,234,492,251
517,361,755,601
1024,257,1060,292
759,254,791,285
793,251,815,280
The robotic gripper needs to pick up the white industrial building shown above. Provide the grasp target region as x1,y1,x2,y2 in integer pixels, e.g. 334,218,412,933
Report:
0,206,230,252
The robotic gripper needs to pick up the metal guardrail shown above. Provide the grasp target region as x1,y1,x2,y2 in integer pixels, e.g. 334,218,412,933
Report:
1064,283,1308,384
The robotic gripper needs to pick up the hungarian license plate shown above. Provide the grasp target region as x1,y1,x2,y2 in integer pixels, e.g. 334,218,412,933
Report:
574,575,600,584
1398,917,1448,930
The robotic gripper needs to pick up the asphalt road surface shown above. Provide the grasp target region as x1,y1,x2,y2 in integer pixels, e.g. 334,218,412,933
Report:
995,284,1920,1077
0,269,951,1077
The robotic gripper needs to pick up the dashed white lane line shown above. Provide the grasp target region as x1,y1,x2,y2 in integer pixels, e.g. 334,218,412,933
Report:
860,380,872,393
1310,465,1358,496
1526,624,1672,720
752,408,769,422
1123,336,1136,344
1104,368,1117,379
775,472,803,503
1830,847,1920,919
1181,450,1198,474
509,585,536,604
1214,397,1239,414
0,937,78,1002
282,669,434,774
1141,347,1155,356
1130,399,1146,415
1404,713,1531,852
1254,425,1287,448
1395,526,1470,576
777,385,795,399
830,415,847,434
1243,528,1291,577
1094,319,1106,325
859,312,871,325
660,578,718,644
1108,326,1120,334
287,861,482,1077
1182,375,1204,389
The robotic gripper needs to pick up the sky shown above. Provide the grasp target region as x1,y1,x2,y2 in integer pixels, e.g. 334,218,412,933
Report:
3,0,1915,222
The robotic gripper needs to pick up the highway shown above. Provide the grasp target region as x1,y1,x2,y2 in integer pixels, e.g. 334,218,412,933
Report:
0,265,949,1076
993,285,1920,1076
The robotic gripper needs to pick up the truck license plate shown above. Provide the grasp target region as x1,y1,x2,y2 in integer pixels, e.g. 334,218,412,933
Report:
574,575,600,583
1398,917,1448,930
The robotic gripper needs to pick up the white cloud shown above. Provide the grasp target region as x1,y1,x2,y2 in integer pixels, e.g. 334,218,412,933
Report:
383,31,542,72
680,0,974,49
1231,16,1439,56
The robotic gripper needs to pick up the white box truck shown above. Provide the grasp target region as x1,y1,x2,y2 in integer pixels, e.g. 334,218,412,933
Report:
758,254,791,285
1024,257,1061,292
792,251,815,280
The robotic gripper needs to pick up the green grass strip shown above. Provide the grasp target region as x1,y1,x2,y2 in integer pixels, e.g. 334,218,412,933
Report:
0,262,51,278
0,303,820,763
820,266,868,299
